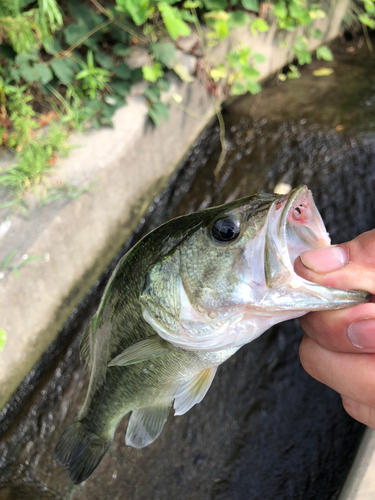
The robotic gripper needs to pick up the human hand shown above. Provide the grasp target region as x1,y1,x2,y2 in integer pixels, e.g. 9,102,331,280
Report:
295,229,375,429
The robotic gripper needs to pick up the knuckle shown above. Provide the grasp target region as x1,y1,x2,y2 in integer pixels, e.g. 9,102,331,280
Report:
342,397,375,430
350,229,375,264
299,336,317,378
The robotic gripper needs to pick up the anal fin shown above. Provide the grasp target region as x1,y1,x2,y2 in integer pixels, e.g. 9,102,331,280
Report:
174,367,217,416
125,404,171,448
108,337,172,367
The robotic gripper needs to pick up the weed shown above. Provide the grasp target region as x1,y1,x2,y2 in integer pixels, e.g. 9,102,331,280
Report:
0,329,6,351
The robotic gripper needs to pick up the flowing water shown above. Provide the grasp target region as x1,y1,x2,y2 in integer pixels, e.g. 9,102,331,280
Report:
1,35,375,500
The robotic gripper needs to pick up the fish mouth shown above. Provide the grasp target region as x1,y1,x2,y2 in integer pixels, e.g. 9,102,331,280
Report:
278,186,331,267
264,186,330,288
263,186,370,307
264,186,330,289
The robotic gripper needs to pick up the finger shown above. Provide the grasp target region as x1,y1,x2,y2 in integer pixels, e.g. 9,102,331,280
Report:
299,302,375,353
294,229,375,294
299,335,375,408
341,396,375,429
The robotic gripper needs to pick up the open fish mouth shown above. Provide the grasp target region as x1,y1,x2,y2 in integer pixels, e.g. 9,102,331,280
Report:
264,185,370,307
265,186,330,288
279,186,331,267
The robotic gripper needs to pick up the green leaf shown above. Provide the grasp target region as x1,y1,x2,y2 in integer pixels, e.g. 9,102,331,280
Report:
250,18,269,35
142,62,164,82
316,45,333,62
241,65,260,78
113,43,131,57
245,80,261,94
69,4,103,30
157,77,170,92
1,251,16,269
286,64,301,79
95,52,115,70
253,52,266,63
292,35,311,65
312,28,322,39
210,64,227,82
144,85,161,103
204,10,229,20
0,329,6,352
183,0,202,7
214,18,229,39
227,46,251,67
358,13,375,28
230,82,247,95
289,2,307,19
64,23,89,46
309,8,326,20
34,63,53,85
313,67,334,77
241,0,258,11
116,0,150,25
65,54,82,72
18,59,53,84
180,10,195,22
51,58,75,85
114,63,132,80
158,3,191,40
15,53,38,65
228,11,250,28
202,0,227,8
363,0,375,14
273,1,287,20
110,79,131,96
44,37,62,55
148,101,169,125
151,42,176,67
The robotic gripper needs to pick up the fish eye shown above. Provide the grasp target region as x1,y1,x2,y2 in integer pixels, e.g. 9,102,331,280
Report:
212,217,241,243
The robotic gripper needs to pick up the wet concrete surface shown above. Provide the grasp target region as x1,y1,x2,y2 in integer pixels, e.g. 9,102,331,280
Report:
1,35,375,499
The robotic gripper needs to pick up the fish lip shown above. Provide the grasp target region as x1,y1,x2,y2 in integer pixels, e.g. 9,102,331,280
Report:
272,186,309,272
276,185,329,267
277,185,309,242
263,186,330,290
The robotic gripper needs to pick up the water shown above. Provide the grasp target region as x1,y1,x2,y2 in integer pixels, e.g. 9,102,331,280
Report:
1,35,375,500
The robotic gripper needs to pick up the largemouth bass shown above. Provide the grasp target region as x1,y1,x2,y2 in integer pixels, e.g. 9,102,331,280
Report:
54,186,369,484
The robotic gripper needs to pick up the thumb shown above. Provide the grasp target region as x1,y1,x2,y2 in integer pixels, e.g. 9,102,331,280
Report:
294,229,375,294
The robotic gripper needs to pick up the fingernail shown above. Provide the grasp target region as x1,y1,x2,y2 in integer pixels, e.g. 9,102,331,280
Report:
300,246,348,273
348,320,375,349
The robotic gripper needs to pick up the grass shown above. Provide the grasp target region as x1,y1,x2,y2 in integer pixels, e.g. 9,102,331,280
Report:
0,122,69,205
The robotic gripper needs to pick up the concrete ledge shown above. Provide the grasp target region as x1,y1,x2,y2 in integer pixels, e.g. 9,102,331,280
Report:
0,0,349,410
339,428,375,500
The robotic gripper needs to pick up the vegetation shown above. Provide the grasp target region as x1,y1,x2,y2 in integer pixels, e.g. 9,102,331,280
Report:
0,0,374,203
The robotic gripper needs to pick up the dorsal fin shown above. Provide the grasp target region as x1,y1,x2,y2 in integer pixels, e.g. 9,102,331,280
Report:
80,321,93,371
174,367,218,416
107,336,173,367
125,404,171,448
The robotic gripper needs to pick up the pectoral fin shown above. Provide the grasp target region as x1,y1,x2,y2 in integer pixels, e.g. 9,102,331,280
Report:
174,367,218,416
125,404,171,448
108,337,172,367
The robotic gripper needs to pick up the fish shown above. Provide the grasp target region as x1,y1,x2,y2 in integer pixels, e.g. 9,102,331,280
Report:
54,186,369,484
